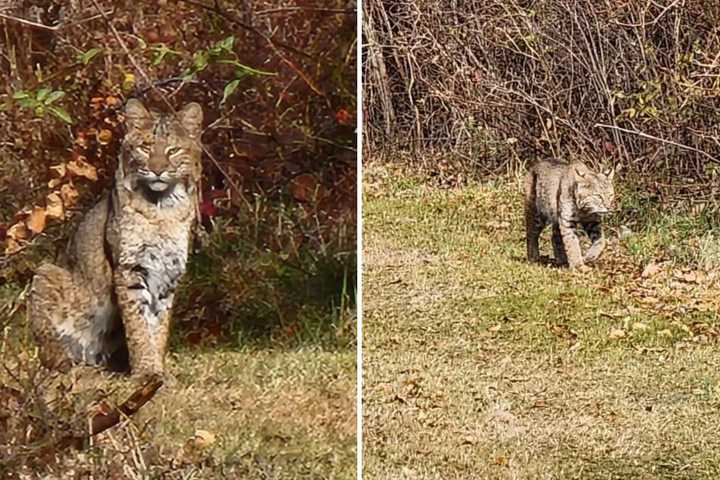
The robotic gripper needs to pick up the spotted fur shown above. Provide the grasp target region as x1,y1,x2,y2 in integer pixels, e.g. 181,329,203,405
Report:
525,160,615,269
29,99,203,376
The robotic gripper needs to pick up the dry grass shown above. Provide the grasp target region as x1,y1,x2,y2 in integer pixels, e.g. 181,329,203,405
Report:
363,162,720,479
0,320,355,479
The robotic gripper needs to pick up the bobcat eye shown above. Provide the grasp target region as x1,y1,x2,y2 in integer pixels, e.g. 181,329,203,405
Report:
167,146,182,156
137,145,151,157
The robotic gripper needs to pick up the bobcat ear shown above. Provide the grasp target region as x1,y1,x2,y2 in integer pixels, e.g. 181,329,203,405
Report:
574,165,587,178
124,99,151,129
179,102,203,137
604,167,615,180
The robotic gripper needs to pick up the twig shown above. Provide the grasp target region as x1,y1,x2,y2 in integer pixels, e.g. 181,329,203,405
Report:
594,123,720,164
0,9,113,31
177,0,324,94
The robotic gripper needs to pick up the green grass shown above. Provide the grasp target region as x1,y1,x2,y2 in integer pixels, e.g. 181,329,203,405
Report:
0,228,356,478
363,162,720,479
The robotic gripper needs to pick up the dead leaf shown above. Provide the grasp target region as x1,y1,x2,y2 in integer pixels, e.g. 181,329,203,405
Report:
46,192,65,219
6,222,29,242
193,430,216,448
67,157,98,181
675,271,698,284
97,129,113,145
657,329,673,338
49,163,67,177
289,174,320,203
608,328,626,340
488,324,502,333
60,183,79,208
494,455,508,466
4,238,22,255
26,206,46,234
642,261,662,278
5,223,29,254
632,322,649,332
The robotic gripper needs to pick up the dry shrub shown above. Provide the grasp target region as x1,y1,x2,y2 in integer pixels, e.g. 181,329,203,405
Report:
0,0,356,345
364,0,720,205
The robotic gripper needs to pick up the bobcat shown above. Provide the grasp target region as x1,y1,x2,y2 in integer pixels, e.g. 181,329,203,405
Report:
525,160,615,269
28,99,203,377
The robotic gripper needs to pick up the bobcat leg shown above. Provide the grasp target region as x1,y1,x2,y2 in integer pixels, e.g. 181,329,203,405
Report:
559,218,584,269
29,264,118,371
525,208,545,263
114,266,173,377
583,221,606,263
551,225,568,266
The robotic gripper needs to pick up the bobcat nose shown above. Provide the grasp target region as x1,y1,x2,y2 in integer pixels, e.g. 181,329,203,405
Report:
147,153,168,176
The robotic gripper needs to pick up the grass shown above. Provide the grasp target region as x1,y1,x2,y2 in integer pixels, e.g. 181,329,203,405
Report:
0,246,356,479
363,162,720,479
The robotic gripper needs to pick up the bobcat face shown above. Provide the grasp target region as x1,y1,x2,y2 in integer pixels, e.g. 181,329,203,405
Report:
574,166,615,215
122,99,203,200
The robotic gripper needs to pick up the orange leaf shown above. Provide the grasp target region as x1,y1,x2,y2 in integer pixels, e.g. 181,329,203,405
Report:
6,222,29,242
67,157,98,181
46,192,65,219
97,129,113,145
60,183,79,208
49,163,67,177
26,206,47,234
289,174,319,203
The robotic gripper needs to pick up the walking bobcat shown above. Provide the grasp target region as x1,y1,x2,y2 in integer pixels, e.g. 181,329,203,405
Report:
28,99,203,377
525,160,615,269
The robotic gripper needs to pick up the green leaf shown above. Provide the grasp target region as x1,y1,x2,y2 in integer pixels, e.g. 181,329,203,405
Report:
43,90,65,105
218,36,235,52
193,51,209,71
18,98,36,109
12,91,30,100
48,106,73,124
151,44,179,66
36,88,51,102
78,47,103,65
217,60,276,76
222,79,241,104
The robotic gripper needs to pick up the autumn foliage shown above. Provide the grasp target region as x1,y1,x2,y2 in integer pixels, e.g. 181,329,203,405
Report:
363,0,720,205
0,0,357,345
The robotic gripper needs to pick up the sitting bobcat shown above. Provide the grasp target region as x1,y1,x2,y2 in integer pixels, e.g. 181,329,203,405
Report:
28,99,203,377
525,160,615,269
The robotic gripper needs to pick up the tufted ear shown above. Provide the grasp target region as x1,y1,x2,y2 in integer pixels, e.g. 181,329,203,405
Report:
574,165,587,179
124,99,152,130
603,167,615,180
178,102,203,137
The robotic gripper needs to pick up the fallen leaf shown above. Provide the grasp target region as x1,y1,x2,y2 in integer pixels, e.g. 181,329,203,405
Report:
608,328,626,340
192,430,216,448
675,271,698,284
335,108,353,126
6,222,29,242
488,324,502,333
632,322,649,332
642,261,662,278
4,238,22,254
289,174,319,203
49,163,67,177
97,129,113,145
46,192,65,219
67,157,98,181
657,329,673,338
60,183,79,208
26,206,46,234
